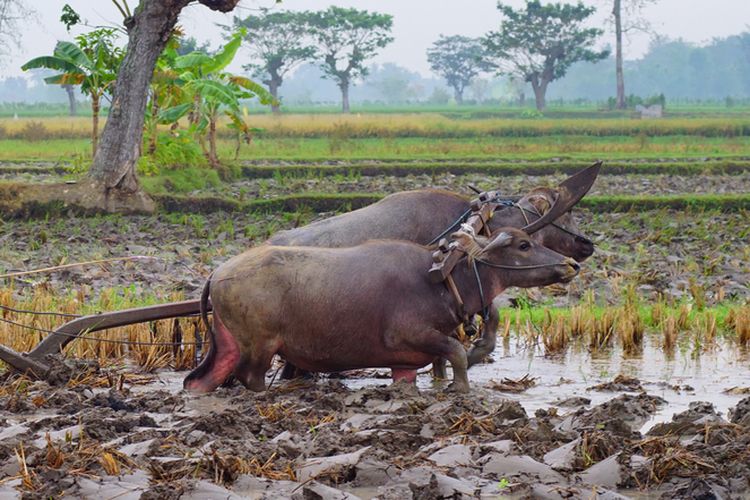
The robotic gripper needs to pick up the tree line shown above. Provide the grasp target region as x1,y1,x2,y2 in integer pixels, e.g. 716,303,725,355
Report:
9,0,749,210
238,2,606,112
235,1,658,112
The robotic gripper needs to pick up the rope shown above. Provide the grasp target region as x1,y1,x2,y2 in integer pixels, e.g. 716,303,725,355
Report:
0,315,203,347
471,260,490,321
474,258,566,270
0,256,160,280
426,197,517,246
514,203,593,243
427,209,472,246
0,304,81,318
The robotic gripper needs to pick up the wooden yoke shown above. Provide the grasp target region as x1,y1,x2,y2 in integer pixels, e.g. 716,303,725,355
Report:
428,192,497,284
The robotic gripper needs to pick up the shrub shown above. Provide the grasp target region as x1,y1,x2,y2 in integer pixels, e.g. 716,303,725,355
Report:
16,121,49,141
140,166,221,194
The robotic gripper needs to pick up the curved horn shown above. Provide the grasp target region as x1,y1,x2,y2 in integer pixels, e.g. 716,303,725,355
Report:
522,161,602,234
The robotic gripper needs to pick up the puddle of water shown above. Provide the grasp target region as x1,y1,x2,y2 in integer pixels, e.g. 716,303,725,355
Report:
338,334,750,431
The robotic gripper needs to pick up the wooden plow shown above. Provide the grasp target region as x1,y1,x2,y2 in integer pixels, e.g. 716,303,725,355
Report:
0,162,601,380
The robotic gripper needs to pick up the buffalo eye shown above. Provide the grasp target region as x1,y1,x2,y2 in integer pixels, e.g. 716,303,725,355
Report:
519,241,531,251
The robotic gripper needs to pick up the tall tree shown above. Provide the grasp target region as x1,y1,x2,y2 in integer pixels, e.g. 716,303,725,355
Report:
62,84,77,116
232,10,316,114
309,7,393,113
483,1,609,110
87,0,241,210
610,0,657,109
426,35,490,105
0,0,32,62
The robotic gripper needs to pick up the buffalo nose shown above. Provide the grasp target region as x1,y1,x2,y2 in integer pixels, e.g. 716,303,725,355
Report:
564,258,580,273
576,236,595,258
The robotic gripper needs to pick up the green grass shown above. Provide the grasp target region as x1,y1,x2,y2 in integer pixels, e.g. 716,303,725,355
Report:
147,192,750,216
237,158,750,179
139,166,221,194
6,102,750,119
4,135,750,162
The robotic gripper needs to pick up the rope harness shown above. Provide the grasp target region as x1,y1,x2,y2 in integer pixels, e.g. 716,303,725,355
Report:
434,193,586,335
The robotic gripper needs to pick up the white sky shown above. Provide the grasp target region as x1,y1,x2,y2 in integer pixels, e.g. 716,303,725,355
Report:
4,0,750,78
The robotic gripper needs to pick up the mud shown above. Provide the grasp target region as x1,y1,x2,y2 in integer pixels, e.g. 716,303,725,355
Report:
196,171,750,199
1,364,749,499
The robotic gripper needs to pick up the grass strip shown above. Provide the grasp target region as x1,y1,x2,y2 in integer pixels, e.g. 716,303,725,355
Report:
240,159,750,179
153,192,750,215
153,193,383,215
4,183,749,219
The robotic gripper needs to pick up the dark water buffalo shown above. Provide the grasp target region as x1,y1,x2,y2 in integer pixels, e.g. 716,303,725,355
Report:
184,228,580,394
270,187,594,263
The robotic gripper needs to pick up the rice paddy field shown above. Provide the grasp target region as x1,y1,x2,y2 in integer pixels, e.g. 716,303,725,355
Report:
1,113,749,498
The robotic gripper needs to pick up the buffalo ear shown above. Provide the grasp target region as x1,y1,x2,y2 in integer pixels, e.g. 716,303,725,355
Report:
526,193,554,215
482,231,513,254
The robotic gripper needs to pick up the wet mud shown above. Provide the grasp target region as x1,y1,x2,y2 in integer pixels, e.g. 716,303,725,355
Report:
1,359,749,499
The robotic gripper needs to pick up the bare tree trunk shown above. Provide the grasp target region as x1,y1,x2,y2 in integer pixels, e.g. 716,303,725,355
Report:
91,94,99,157
531,79,548,111
268,78,281,114
208,113,218,167
613,0,626,109
454,86,463,105
518,91,525,107
340,81,350,113
89,1,189,194
63,84,76,116
88,0,240,207
148,97,159,155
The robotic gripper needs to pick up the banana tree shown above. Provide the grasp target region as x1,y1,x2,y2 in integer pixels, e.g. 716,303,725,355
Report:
160,30,273,168
22,29,123,156
145,31,185,155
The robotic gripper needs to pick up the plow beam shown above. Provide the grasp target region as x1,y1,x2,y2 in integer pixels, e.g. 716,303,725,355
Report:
0,299,206,379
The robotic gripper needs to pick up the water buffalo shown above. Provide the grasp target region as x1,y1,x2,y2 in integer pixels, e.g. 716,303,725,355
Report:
184,227,580,394
266,164,599,379
269,187,595,263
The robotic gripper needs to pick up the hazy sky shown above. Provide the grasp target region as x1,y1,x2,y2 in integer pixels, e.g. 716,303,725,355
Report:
4,0,749,78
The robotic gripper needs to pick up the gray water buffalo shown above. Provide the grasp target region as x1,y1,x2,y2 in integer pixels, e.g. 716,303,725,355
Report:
270,187,595,263
184,227,580,394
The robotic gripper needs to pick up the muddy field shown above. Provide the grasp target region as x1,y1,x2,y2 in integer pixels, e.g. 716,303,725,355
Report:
1,363,749,499
1,172,750,498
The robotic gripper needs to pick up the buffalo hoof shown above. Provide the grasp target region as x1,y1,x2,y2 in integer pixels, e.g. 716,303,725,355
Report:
446,381,470,394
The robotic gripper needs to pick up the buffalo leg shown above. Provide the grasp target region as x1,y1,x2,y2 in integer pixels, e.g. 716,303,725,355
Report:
403,329,470,393
280,360,313,380
280,361,297,380
432,357,448,379
467,309,500,368
234,342,277,392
